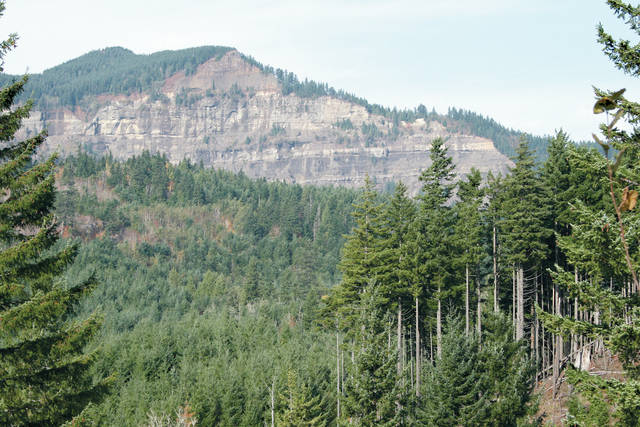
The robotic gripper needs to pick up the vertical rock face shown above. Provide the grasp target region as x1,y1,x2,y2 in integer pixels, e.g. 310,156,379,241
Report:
19,50,512,192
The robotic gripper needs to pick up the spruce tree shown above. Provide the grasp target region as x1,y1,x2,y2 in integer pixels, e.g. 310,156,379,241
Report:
453,168,485,336
342,287,403,426
417,316,489,426
330,175,389,329
413,137,457,360
0,3,109,424
277,370,324,427
499,138,552,340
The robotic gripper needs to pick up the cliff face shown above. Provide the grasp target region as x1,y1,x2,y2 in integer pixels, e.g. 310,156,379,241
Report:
19,50,512,192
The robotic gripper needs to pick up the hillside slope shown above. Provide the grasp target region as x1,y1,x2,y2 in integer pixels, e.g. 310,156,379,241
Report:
8,47,519,191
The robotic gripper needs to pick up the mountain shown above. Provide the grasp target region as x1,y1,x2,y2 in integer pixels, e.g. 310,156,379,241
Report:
4,46,549,192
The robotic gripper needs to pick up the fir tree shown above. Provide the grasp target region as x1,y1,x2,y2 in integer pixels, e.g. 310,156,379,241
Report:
330,175,388,329
342,287,403,426
277,370,325,427
454,168,485,335
417,316,489,426
413,137,457,360
0,3,109,424
499,138,552,340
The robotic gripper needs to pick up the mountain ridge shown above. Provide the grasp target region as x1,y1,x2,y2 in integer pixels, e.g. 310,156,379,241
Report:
4,46,545,191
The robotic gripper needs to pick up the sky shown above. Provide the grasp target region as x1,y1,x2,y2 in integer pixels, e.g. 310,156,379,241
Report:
2,0,639,141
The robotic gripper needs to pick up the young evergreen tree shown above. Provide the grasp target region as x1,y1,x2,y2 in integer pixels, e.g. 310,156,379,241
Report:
277,370,325,427
342,287,403,426
417,316,489,426
0,4,109,423
418,314,535,426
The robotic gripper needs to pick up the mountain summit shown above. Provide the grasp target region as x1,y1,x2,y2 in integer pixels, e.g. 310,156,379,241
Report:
5,46,527,191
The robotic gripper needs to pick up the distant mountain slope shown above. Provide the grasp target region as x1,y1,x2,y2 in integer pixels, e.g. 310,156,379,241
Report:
4,46,540,191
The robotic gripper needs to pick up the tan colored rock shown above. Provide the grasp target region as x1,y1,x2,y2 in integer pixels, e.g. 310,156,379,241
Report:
19,51,513,193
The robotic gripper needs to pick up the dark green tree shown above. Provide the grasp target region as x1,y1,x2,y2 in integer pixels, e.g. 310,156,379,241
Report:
342,287,403,426
0,3,109,424
454,168,485,336
330,176,388,329
277,370,325,427
412,137,457,361
499,138,552,340
417,316,489,426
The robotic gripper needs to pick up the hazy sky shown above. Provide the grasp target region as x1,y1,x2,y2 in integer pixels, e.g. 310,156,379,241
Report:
2,0,639,141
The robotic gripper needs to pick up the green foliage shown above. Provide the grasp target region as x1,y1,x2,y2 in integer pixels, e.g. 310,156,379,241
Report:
0,5,109,423
277,370,325,427
412,137,457,300
499,138,553,267
342,287,403,426
418,314,535,426
539,2,640,425
55,150,356,425
330,176,389,328
0,46,232,107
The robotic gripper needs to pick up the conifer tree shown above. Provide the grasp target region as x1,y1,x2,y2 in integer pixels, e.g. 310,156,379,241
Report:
454,168,485,336
499,138,552,340
418,314,535,426
379,182,416,373
413,137,457,361
539,1,640,424
277,370,324,427
0,3,109,423
417,316,489,426
330,175,388,329
485,171,503,313
342,287,403,426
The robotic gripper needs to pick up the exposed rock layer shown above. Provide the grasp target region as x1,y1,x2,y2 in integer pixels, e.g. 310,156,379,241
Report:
19,51,513,192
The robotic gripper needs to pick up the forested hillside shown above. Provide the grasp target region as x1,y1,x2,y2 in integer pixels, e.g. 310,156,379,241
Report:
56,151,356,424
0,45,551,161
54,128,630,425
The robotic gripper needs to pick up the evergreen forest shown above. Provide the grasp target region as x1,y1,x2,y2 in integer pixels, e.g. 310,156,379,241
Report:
3,0,640,426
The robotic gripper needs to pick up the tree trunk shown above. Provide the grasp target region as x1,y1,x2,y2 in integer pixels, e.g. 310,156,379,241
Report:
397,300,402,376
437,289,442,359
493,225,499,313
465,263,470,336
336,331,340,419
271,378,275,427
516,265,524,340
512,268,516,339
415,296,420,396
553,278,561,397
477,276,482,338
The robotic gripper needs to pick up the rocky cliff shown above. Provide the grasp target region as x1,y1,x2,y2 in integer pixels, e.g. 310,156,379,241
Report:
17,49,513,192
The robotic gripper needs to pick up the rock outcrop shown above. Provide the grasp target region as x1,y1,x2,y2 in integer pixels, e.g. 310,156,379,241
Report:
18,50,512,192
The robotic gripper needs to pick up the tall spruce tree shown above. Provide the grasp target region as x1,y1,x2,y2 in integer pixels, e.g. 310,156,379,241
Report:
454,168,485,336
413,137,457,361
539,1,640,424
500,138,552,340
330,175,389,330
0,4,109,424
342,286,403,426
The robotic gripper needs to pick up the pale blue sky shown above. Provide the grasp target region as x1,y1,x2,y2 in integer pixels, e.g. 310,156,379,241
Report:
2,0,639,141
